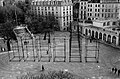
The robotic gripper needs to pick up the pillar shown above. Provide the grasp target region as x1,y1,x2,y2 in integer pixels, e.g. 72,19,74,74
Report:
116,36,119,46
66,36,70,62
51,35,55,62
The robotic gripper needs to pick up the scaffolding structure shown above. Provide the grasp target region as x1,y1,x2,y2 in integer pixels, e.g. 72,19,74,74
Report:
84,37,99,63
69,22,82,62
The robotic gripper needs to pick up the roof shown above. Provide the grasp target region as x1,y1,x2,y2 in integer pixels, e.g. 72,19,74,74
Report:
32,0,70,2
93,19,118,23
79,23,92,26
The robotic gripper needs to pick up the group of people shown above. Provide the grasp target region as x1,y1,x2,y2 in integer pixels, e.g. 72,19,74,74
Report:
111,67,120,76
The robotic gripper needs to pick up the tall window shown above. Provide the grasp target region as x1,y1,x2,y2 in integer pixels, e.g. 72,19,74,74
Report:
95,9,97,12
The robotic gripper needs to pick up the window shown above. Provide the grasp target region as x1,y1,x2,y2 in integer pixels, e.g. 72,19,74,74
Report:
102,9,104,12
98,9,100,12
102,5,104,7
45,12,47,15
64,23,65,26
63,12,65,16
113,22,116,25
45,7,47,10
84,2,86,5
98,14,99,17
67,11,68,15
95,13,96,16
48,12,50,15
52,7,54,11
95,4,97,7
70,16,71,20
81,11,83,14
52,12,54,15
95,9,97,12
81,2,83,5
88,13,89,16
69,6,71,10
38,7,40,10
67,22,69,25
107,22,110,26
67,16,68,21
90,9,92,11
56,12,58,15
88,4,89,7
81,6,83,9
102,14,104,17
98,4,100,7
66,6,68,10
90,13,92,16
63,17,65,21
84,6,86,9
103,22,105,26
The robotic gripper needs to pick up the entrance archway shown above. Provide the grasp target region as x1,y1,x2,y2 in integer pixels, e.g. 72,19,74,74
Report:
92,31,94,38
85,29,88,35
112,36,116,45
103,33,106,41
95,31,98,39
99,33,102,40
89,29,91,35
107,35,111,44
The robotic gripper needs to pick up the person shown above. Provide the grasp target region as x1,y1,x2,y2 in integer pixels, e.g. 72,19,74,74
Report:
111,67,117,74
111,67,115,72
117,69,120,76
41,65,45,71
114,68,118,74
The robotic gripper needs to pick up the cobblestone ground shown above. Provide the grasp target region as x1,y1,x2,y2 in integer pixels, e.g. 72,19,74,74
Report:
0,32,120,79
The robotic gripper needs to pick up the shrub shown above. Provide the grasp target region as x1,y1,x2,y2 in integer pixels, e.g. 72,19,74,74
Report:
17,70,75,79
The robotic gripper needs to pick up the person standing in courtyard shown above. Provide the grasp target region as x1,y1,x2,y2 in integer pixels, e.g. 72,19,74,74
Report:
117,69,120,76
41,65,45,71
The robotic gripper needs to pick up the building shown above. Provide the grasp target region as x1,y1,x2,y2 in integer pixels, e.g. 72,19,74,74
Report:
79,0,87,20
79,0,120,21
72,19,120,47
31,0,73,30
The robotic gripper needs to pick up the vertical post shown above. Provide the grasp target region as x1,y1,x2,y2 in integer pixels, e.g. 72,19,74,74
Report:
17,41,21,62
64,38,66,62
51,36,55,62
77,24,82,62
66,36,70,62
32,38,35,61
38,35,41,62
21,38,25,61
69,22,72,62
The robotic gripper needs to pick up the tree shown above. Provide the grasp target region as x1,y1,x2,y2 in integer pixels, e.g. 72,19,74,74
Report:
0,5,23,24
0,5,23,51
15,0,32,23
0,22,17,51
41,14,60,43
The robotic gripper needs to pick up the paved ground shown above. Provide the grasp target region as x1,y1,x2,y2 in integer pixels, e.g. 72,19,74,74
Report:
0,32,120,79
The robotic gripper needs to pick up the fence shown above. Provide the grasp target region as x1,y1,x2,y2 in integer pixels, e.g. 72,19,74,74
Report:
8,34,69,62
8,33,100,63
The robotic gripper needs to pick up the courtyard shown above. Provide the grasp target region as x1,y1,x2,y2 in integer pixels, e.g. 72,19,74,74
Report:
0,32,120,79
